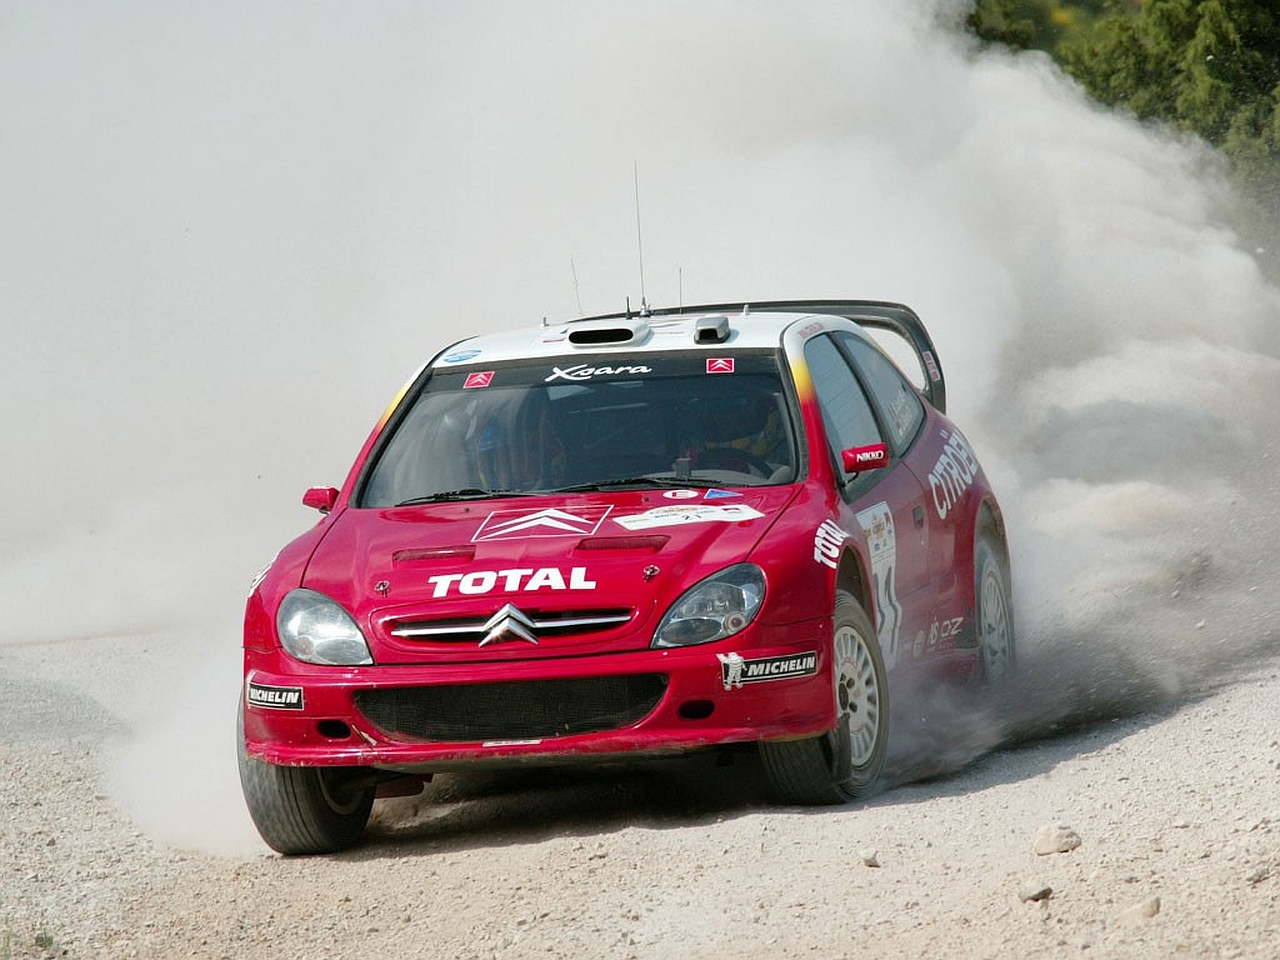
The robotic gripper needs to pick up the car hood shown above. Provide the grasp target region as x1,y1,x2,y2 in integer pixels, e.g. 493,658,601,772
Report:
301,487,799,664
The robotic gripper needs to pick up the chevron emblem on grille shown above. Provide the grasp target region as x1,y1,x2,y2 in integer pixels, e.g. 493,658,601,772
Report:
478,603,540,647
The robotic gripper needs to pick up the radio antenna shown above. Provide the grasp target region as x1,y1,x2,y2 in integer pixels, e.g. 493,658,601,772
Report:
633,161,649,315
570,258,583,314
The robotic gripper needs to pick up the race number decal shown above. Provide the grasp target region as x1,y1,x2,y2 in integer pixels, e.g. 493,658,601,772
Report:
855,501,902,669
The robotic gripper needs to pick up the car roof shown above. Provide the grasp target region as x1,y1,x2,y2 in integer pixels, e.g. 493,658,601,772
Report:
438,309,812,366
432,299,948,412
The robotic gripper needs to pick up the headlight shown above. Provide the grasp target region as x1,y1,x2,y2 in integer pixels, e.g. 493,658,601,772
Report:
276,589,373,665
652,564,765,648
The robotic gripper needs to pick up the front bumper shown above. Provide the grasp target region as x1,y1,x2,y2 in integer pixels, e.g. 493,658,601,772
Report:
242,618,834,770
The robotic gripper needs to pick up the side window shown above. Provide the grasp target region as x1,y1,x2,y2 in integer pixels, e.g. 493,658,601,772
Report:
803,336,883,466
836,333,925,452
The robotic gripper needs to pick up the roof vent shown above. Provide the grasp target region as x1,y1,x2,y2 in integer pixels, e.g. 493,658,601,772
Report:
568,319,651,346
694,315,730,344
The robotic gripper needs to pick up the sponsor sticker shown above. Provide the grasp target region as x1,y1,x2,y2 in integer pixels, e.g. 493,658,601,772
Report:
662,489,701,500
922,350,941,383
472,506,612,541
441,349,481,364
544,363,653,383
842,442,888,472
813,518,849,569
463,371,495,389
718,651,818,690
703,488,742,500
706,358,735,374
856,501,901,669
246,681,305,711
427,566,597,598
614,503,765,531
927,430,979,520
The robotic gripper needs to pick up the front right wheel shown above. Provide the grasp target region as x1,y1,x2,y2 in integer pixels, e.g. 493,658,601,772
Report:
974,532,1015,682
238,705,376,855
760,590,888,804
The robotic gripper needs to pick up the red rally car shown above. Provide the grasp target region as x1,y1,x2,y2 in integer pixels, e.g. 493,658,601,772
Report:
239,300,1014,854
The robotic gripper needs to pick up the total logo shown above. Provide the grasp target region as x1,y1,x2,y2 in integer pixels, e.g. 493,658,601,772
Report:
427,566,597,599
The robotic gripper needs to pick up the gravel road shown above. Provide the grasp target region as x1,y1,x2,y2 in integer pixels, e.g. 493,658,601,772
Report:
3,626,1278,960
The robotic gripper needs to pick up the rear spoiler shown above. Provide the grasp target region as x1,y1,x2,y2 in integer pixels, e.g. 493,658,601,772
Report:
575,299,947,414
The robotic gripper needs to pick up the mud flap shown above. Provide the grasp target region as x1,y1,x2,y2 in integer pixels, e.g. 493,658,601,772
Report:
829,714,852,783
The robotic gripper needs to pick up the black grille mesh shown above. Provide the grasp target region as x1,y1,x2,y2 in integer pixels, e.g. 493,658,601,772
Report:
353,674,668,742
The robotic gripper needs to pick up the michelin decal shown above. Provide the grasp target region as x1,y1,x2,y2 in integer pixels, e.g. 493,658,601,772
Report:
718,651,818,690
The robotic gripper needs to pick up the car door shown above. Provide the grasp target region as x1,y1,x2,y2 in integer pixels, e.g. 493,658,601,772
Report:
833,332,971,662
802,334,932,672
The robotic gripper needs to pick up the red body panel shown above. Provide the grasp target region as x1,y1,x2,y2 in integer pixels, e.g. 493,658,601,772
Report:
242,314,1003,774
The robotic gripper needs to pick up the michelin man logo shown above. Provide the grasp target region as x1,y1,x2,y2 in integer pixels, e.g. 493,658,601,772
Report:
718,652,746,690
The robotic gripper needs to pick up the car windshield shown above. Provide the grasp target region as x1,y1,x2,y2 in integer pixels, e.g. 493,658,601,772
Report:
358,352,799,507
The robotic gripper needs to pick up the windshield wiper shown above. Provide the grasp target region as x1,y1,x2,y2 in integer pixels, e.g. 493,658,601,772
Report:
549,476,717,493
395,488,528,506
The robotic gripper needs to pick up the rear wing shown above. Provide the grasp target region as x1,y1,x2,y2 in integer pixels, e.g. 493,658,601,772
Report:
577,299,947,414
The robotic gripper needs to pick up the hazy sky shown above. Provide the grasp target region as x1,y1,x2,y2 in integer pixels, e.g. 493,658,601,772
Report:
4,2,1279,850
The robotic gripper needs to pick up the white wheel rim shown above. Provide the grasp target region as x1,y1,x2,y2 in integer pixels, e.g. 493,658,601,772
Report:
834,623,880,767
979,566,1012,680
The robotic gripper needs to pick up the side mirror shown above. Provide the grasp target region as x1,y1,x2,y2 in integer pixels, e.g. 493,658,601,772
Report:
302,486,339,514
842,442,890,475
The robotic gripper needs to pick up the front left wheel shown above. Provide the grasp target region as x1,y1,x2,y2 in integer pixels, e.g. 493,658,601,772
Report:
759,590,889,804
238,707,376,856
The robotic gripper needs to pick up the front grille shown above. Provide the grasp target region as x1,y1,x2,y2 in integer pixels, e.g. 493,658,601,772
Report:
353,674,668,742
389,607,634,642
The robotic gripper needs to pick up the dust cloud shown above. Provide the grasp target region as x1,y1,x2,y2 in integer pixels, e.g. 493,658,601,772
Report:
2,2,1277,852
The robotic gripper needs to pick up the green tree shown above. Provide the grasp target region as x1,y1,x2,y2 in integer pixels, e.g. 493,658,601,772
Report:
967,0,1119,55
970,0,1280,272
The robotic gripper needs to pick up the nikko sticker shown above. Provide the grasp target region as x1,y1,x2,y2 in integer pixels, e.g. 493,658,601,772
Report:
706,358,735,374
246,681,304,711
855,501,902,670
473,505,612,541
718,651,818,690
463,371,495,389
614,503,765,531
441,349,481,364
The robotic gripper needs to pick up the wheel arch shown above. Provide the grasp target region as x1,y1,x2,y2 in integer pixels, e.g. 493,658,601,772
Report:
975,498,1011,577
976,496,1006,544
835,547,872,622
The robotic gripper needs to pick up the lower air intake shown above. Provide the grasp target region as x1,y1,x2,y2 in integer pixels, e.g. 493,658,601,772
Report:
353,674,668,742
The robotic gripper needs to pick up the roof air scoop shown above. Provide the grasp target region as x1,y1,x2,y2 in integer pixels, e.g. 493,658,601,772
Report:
567,319,651,346
694,315,730,344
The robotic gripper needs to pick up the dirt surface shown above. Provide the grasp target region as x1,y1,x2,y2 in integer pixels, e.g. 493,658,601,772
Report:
3,631,1278,960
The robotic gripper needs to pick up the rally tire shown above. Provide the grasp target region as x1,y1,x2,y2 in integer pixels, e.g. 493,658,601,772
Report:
974,531,1015,683
238,708,375,856
760,591,889,804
